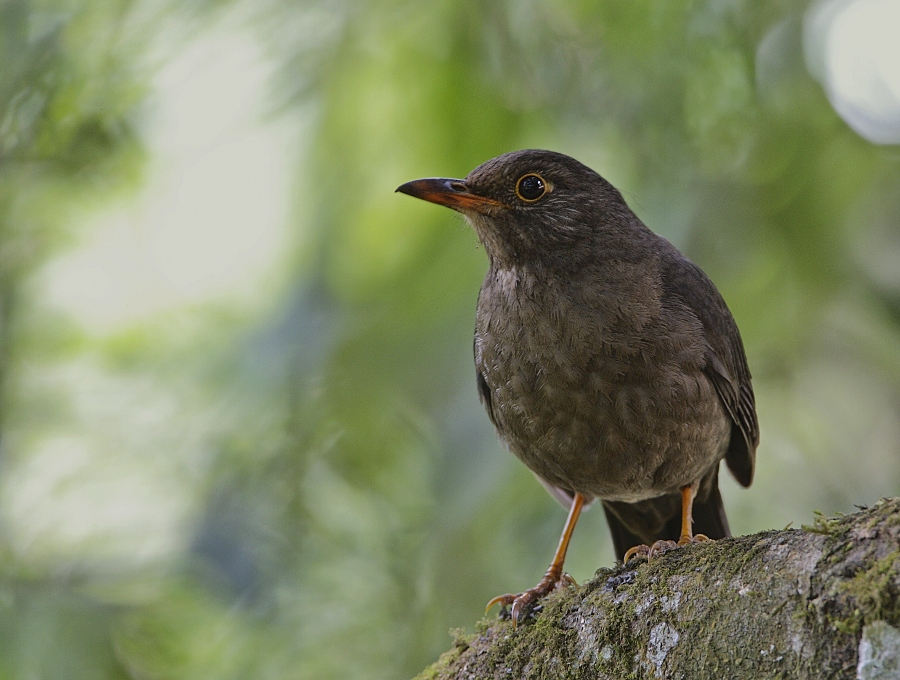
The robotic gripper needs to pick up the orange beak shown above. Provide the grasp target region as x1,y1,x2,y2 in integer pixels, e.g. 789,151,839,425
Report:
396,178,503,213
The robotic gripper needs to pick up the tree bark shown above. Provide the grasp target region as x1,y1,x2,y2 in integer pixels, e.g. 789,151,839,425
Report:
415,498,900,679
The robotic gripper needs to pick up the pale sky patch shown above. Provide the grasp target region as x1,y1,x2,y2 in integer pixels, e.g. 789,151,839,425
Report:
807,0,900,144
41,24,297,333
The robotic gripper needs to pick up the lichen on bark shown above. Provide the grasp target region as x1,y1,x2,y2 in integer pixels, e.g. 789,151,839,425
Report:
415,498,900,679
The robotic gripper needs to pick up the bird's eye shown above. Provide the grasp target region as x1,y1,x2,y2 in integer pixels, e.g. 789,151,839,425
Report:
515,174,548,202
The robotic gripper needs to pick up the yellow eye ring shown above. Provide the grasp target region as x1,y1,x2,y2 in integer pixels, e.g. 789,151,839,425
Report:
515,173,549,202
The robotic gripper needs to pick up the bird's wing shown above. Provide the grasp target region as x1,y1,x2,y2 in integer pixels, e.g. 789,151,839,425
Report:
476,368,497,428
660,249,759,487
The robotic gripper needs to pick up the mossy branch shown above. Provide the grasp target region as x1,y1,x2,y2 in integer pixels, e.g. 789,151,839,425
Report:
416,498,900,680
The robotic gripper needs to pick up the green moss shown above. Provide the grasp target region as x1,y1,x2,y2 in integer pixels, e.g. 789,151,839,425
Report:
803,510,842,536
448,627,472,651
415,500,900,678
413,627,477,679
828,552,900,635
414,645,465,680
473,616,493,634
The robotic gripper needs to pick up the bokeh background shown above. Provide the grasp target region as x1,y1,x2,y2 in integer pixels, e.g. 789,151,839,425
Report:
1,0,899,677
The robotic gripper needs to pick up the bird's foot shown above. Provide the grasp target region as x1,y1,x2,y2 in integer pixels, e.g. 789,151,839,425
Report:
486,571,576,626
622,543,650,564
678,532,712,547
624,534,713,564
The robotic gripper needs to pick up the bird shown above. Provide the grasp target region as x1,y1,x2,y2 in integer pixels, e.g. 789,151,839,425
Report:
396,149,758,624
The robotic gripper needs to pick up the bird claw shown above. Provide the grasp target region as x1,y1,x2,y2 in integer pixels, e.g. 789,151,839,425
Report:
486,572,575,626
648,539,678,559
624,534,714,564
679,532,712,546
623,543,651,564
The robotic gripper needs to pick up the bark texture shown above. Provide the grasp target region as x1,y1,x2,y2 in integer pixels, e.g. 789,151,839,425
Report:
416,499,900,679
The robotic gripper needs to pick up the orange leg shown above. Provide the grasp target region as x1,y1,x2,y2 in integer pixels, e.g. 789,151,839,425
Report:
487,492,585,625
622,483,712,564
676,483,705,544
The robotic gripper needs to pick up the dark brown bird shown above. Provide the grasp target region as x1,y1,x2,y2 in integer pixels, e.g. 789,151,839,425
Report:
396,150,758,623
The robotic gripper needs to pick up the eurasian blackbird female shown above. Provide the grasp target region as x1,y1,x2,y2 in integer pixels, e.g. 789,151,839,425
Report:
397,150,758,623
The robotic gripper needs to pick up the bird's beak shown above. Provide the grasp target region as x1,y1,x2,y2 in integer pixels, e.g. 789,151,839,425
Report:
395,178,503,213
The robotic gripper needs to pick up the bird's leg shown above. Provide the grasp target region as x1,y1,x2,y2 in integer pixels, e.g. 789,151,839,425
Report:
486,492,585,626
623,483,713,564
675,482,711,545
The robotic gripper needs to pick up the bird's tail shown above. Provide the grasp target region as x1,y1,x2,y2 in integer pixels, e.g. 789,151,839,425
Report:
601,469,730,562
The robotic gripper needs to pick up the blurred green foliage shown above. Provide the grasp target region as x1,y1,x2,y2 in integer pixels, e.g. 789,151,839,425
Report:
1,0,899,678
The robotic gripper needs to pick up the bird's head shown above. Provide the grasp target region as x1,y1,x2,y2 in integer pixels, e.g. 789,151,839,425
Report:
396,149,632,267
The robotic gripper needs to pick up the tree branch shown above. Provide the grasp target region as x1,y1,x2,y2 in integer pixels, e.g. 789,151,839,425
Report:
416,498,900,679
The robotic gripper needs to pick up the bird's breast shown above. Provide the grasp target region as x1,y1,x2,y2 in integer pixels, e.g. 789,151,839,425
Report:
474,268,730,501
